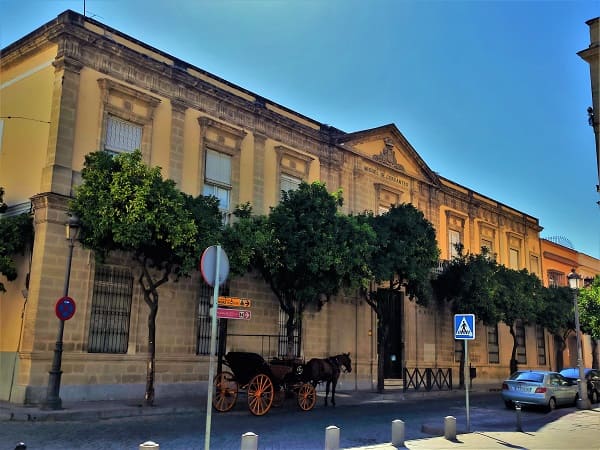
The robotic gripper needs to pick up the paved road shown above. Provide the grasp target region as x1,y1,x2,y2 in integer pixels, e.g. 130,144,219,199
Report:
1,392,568,450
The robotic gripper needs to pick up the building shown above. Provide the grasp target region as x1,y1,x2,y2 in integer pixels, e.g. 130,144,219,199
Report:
0,10,597,404
540,238,596,370
577,17,600,193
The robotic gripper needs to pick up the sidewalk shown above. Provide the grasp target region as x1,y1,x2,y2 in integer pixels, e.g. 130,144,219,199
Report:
347,407,600,450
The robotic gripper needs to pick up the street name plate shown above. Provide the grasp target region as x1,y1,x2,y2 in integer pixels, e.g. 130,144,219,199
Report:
216,307,252,320
218,296,252,308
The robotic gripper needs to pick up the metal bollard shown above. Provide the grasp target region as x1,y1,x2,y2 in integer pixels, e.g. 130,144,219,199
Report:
515,401,523,432
15,443,26,450
391,419,405,447
241,432,258,450
139,441,159,449
325,425,340,450
444,415,457,441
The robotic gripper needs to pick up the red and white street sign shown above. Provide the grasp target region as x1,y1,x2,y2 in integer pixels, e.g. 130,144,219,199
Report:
217,307,251,320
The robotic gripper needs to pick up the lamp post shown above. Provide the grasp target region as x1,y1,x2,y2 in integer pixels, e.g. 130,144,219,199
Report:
567,268,590,410
43,215,80,410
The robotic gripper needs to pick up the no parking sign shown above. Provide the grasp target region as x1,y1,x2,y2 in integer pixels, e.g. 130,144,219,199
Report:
55,296,76,321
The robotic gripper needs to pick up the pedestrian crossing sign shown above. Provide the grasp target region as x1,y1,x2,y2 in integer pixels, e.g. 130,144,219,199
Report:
454,314,475,340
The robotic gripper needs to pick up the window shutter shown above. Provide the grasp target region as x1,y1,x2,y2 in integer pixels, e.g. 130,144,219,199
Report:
105,116,142,153
205,149,231,185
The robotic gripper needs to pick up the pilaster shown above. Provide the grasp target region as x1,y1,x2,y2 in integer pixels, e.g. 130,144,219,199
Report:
169,100,187,186
252,133,267,214
40,46,82,196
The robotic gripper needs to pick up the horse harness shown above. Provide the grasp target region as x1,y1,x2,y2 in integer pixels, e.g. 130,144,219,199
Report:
327,355,348,374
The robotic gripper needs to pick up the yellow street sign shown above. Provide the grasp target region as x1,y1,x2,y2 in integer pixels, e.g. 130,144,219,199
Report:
218,296,252,308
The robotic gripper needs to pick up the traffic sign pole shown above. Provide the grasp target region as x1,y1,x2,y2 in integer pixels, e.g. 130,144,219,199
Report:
454,314,475,433
465,339,470,432
205,245,222,450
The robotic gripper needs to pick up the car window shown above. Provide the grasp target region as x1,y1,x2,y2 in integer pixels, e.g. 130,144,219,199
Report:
511,372,544,382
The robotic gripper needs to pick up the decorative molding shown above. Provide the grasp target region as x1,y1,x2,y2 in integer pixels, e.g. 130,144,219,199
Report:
374,183,403,207
97,78,161,113
372,138,405,172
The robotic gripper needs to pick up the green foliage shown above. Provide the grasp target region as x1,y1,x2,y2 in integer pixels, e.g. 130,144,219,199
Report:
70,150,220,276
222,182,376,356
69,150,223,405
221,203,270,277
369,203,440,304
0,209,34,293
432,248,502,325
0,187,7,213
537,286,574,337
579,276,600,339
496,267,541,328
260,181,369,311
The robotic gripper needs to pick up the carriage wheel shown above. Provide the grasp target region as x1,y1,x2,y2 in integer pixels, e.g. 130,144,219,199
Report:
247,373,274,416
212,371,238,412
297,382,317,411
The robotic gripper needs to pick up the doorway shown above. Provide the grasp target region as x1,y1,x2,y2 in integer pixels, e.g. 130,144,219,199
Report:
381,290,404,379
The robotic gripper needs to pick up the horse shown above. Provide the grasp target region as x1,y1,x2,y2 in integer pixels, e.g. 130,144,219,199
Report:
305,353,352,406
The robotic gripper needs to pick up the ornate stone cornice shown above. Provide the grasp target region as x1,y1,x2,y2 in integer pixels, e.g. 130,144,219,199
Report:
2,10,338,167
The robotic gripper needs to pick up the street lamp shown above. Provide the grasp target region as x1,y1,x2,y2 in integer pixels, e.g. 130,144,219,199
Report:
43,215,80,410
567,268,590,410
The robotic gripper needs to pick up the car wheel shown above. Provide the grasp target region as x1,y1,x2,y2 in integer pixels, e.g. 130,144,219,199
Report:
504,400,513,409
547,397,556,412
591,390,599,404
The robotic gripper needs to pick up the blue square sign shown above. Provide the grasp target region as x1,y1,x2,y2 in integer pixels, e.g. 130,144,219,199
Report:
454,314,475,340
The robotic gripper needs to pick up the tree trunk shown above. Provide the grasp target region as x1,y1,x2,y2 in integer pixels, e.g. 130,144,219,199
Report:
144,297,158,406
592,339,599,369
286,308,296,359
509,324,518,375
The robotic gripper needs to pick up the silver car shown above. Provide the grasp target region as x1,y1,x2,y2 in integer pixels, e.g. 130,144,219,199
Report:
501,370,578,411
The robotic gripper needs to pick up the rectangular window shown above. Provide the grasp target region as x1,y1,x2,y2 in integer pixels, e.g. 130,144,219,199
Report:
488,325,499,364
88,265,133,353
536,325,546,365
196,281,222,355
449,230,461,259
481,238,494,257
105,116,142,155
203,149,231,221
378,205,390,216
516,320,527,364
509,248,520,269
280,173,301,198
530,255,540,277
278,307,300,358
548,270,564,287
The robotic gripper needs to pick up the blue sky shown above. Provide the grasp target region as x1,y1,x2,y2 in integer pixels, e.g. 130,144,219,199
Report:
1,0,599,258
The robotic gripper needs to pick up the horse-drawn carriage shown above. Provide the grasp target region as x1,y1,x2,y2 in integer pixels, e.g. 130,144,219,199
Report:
212,351,352,415
212,351,317,416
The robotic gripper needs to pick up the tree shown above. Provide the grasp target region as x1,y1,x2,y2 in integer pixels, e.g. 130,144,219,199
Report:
432,247,502,387
69,150,222,405
537,285,574,371
225,182,375,357
496,267,542,374
0,187,34,293
579,276,600,369
363,204,440,392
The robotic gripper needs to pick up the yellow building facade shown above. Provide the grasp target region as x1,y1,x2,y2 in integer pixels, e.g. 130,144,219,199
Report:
0,10,597,404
